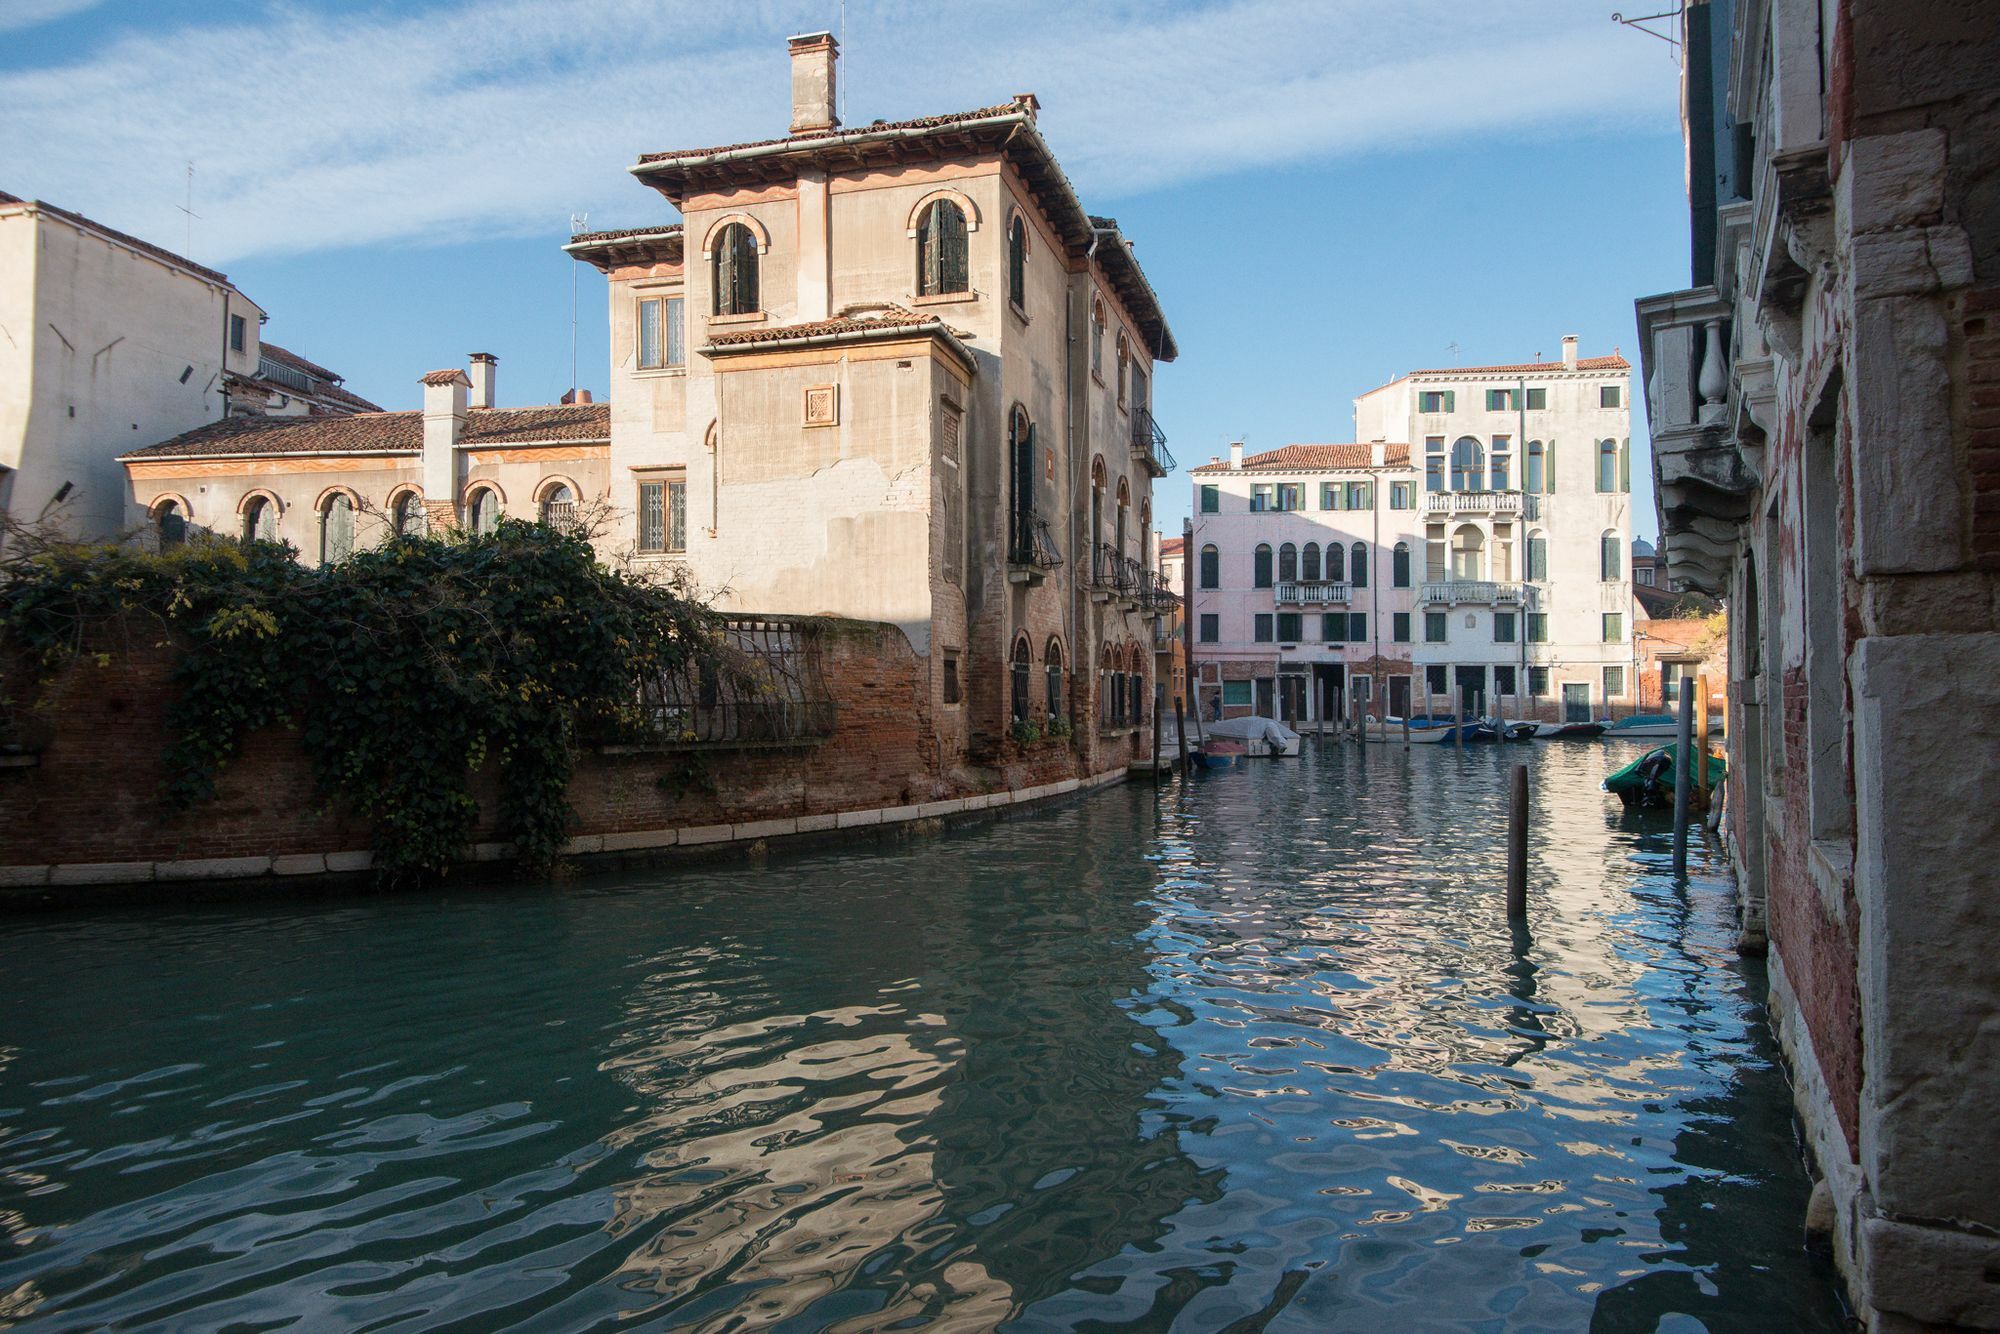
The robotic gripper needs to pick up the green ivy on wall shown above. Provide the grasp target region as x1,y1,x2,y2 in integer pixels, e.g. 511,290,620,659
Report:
0,521,720,881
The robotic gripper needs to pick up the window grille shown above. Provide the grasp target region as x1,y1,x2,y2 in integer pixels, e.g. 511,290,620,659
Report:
600,616,836,749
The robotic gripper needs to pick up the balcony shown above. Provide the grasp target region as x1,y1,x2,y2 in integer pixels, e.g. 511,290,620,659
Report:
1138,567,1179,618
1275,581,1351,605
1422,491,1538,520
1420,580,1539,608
1008,513,1063,584
1132,408,1175,477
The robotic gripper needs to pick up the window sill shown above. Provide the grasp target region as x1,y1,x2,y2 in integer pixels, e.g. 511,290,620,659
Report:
633,366,687,379
1091,371,1105,388
708,311,766,327
631,550,688,561
1008,300,1030,326
912,291,976,307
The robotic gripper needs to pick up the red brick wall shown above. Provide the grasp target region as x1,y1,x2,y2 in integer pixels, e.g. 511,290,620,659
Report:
0,617,1104,872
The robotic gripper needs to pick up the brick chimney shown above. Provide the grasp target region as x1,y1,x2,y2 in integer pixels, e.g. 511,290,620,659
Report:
1229,440,1244,470
561,387,593,405
468,352,497,409
788,32,838,134
421,368,469,525
1562,334,1578,368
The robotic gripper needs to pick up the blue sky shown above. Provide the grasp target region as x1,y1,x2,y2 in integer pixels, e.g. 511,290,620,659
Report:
1,0,1692,537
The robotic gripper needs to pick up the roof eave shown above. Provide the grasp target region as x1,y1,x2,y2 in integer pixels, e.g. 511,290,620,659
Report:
701,321,978,373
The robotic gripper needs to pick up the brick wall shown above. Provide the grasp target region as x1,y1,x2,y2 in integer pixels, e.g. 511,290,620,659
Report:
1965,288,2000,571
0,616,1107,875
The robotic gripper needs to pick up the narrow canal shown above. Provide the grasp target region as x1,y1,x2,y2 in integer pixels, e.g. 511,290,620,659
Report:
0,742,1847,1330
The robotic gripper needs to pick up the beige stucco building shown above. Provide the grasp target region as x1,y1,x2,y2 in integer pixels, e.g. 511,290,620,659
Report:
120,33,1179,776
1,189,374,544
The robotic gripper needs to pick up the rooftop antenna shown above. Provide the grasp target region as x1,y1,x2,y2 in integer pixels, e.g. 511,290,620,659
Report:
174,162,200,258
1447,340,1462,362
569,210,588,395
838,0,848,123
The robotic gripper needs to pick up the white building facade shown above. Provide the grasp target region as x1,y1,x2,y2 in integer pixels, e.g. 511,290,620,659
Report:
1186,442,1420,723
1353,336,1636,721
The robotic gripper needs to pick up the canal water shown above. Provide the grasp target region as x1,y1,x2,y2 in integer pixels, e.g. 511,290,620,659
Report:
0,742,1847,1331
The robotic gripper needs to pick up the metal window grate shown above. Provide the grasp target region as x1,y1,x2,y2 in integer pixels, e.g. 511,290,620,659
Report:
610,617,836,750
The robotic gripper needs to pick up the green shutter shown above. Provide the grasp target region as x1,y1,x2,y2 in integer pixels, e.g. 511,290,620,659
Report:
1444,390,1456,413
1619,439,1631,492
1545,440,1556,493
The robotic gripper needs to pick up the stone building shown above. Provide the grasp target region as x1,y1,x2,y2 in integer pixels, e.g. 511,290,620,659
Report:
1155,535,1187,720
1186,442,1417,722
1635,0,2000,1325
565,33,1176,772
0,189,373,544
1354,339,1636,722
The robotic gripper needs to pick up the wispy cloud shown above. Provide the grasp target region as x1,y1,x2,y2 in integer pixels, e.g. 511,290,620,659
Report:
0,0,1676,264
0,0,106,36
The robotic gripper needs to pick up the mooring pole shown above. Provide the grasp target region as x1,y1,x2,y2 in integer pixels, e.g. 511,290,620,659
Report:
1455,687,1466,748
1507,762,1528,918
1152,685,1164,776
1672,685,1696,877
1693,674,1711,806
1401,708,1410,749
1173,697,1190,775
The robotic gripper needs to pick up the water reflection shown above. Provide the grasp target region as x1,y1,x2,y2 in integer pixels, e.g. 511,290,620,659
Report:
0,743,1843,1329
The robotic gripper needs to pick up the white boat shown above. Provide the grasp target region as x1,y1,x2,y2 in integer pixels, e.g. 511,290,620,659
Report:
1204,715,1302,757
1370,716,1493,744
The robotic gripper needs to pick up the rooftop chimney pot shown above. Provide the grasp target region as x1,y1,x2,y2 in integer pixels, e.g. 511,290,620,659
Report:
787,32,839,134
420,370,468,509
1561,334,1578,368
1228,441,1244,470
468,352,497,409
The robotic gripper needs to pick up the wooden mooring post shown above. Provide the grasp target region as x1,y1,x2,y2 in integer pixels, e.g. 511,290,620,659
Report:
1173,698,1190,775
1507,762,1528,918
1151,686,1164,775
1672,686,1696,877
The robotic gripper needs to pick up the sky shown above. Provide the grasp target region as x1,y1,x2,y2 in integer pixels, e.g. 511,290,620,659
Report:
0,0,1695,538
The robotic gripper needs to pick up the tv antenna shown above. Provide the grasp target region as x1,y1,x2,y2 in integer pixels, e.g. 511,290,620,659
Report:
569,211,588,395
174,162,200,257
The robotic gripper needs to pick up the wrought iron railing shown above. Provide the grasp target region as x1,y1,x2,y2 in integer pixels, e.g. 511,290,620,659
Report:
590,615,836,749
1009,512,1063,571
1132,409,1174,475
1091,541,1122,590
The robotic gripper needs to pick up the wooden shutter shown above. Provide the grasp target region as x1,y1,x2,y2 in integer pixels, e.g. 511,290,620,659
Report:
1619,439,1631,492
714,236,734,315
1545,440,1556,492
1444,391,1456,412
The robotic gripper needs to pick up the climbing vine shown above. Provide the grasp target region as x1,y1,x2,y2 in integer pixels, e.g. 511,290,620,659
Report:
0,520,720,880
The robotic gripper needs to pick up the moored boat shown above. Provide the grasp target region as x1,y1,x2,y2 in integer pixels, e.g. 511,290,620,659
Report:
1525,720,1609,739
1603,713,1683,740
1204,716,1302,758
1603,743,1728,808
1371,716,1496,744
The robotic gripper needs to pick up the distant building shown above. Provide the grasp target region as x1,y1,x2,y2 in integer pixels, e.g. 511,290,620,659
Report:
0,189,371,543
1635,0,2000,1323
1155,534,1186,719
1186,441,1416,721
1354,337,1635,721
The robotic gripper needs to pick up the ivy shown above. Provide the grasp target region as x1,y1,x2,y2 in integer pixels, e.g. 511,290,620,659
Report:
0,521,719,881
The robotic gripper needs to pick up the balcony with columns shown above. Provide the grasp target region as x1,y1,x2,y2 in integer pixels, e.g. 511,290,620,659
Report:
1275,581,1351,606
1422,491,1538,520
1420,581,1540,609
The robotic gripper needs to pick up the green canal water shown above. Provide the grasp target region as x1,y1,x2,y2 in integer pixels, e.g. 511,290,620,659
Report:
0,742,1847,1331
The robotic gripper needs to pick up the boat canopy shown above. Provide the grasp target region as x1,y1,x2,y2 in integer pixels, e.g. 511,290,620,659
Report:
1207,716,1301,746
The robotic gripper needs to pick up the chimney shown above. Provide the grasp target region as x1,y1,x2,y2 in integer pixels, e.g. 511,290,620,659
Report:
788,32,839,134
561,387,593,405
1371,441,1387,467
1228,441,1244,470
420,368,469,519
1561,334,1578,368
1014,92,1041,121
467,353,497,409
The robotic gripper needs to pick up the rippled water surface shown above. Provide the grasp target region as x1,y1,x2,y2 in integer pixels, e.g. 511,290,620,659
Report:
0,742,1846,1330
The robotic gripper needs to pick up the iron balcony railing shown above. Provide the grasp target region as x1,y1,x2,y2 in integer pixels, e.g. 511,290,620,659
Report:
1420,580,1540,608
1132,408,1175,476
1140,568,1180,612
591,615,837,750
1091,541,1123,590
1275,581,1351,605
1117,554,1145,594
1422,491,1537,519
1009,512,1063,571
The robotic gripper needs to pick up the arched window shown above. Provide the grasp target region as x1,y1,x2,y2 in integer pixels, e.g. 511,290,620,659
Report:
1451,525,1484,580
1327,541,1346,583
540,482,577,532
392,491,427,537
712,222,760,316
1129,645,1146,728
917,199,969,297
1302,542,1321,582
1090,300,1105,376
1008,407,1035,560
1601,530,1622,581
1253,543,1273,589
1116,476,1130,557
469,486,501,535
1393,541,1411,587
1278,542,1298,583
1351,542,1369,588
1011,636,1032,723
154,498,186,549
1116,335,1130,406
1045,638,1065,722
1525,440,1545,493
1451,436,1484,491
1527,530,1548,581
1007,215,1027,309
242,495,276,544
320,492,354,564
1596,439,1619,492
1199,543,1219,589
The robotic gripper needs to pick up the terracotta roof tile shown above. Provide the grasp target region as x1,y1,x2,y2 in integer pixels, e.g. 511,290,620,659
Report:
566,224,684,244
704,305,967,349
0,188,230,285
1188,444,1412,474
419,369,471,387
1407,354,1630,377
122,403,610,461
1160,537,1185,556
636,104,1023,164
